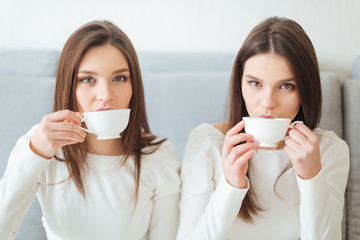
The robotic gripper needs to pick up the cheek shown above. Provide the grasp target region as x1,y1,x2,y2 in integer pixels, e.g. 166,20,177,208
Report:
285,93,301,116
74,87,88,111
128,84,133,101
242,87,257,112
119,82,133,107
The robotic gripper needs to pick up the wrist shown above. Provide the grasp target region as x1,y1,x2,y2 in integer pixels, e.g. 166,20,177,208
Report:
225,176,248,189
29,139,53,159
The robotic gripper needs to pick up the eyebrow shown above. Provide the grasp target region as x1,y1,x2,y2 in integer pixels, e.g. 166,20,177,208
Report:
77,68,130,75
244,74,296,83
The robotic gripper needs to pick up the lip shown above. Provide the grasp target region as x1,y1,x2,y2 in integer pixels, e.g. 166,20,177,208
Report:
96,108,115,111
259,115,275,119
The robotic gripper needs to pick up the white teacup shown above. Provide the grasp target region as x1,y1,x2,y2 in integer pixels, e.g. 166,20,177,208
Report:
79,109,130,140
242,117,302,147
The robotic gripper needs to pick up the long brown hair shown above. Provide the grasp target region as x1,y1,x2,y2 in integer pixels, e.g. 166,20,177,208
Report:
54,20,164,200
227,17,322,222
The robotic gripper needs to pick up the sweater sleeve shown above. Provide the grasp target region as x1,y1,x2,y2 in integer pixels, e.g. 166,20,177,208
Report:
297,131,350,240
0,126,51,240
177,127,248,240
148,141,181,240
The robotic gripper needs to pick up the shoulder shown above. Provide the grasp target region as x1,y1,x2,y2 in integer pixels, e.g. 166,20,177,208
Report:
212,122,229,135
141,138,180,169
314,128,349,164
141,139,181,190
182,123,225,172
314,128,349,151
186,123,226,150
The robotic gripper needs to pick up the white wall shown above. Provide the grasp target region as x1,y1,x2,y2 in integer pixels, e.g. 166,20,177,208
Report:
0,0,359,79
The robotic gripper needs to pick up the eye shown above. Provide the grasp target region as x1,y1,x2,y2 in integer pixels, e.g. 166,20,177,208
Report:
249,81,262,87
280,83,296,90
80,77,95,83
113,75,127,82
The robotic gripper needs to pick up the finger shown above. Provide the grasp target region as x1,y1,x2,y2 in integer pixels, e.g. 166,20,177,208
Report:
76,111,84,118
226,121,245,137
50,121,86,137
232,149,255,171
75,112,84,126
293,124,319,145
222,134,255,160
46,121,85,138
226,133,253,148
64,114,82,126
293,123,315,139
222,121,247,157
288,128,308,145
46,110,82,125
284,145,297,160
48,130,85,143
284,137,301,153
227,142,258,165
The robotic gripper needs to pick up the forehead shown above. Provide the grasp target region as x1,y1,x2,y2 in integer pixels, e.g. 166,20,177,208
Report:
78,44,129,70
243,53,294,81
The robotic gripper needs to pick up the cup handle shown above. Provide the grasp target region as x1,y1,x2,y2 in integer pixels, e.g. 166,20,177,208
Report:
80,126,93,134
77,114,94,135
289,121,303,129
281,121,304,140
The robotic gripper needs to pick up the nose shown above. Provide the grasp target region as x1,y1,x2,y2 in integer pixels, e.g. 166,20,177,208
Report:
260,88,277,110
96,81,114,103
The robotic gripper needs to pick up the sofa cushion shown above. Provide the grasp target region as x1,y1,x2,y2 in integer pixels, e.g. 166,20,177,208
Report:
0,76,54,240
143,71,231,158
0,76,55,174
138,52,236,72
0,50,59,77
319,72,343,138
343,79,360,239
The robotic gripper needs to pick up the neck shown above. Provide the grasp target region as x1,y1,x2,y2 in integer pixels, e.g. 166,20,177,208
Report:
85,134,124,156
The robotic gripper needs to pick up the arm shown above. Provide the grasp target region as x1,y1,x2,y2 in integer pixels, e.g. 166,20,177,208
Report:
177,123,256,240
297,135,349,240
149,141,181,240
177,173,248,240
285,125,349,240
0,129,51,240
0,110,85,239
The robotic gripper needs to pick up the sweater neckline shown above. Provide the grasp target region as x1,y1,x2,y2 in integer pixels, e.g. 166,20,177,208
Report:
87,153,127,171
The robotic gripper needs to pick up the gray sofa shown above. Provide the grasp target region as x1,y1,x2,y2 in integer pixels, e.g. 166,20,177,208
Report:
0,50,359,240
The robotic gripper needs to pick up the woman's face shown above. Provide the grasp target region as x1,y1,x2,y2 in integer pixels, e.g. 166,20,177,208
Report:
75,44,132,113
242,53,301,120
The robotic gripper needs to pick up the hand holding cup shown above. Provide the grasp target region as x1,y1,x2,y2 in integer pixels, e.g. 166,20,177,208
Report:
221,121,258,188
30,110,86,159
242,117,302,147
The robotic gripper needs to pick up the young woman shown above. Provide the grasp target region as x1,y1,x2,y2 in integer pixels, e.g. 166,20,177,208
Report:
0,20,180,240
177,17,349,240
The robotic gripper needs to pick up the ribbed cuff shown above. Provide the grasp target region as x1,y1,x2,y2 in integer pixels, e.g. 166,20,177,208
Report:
213,176,249,206
296,169,327,197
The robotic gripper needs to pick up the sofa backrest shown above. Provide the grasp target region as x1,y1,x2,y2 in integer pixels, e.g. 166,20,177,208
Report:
343,79,360,240
0,50,356,240
0,50,59,77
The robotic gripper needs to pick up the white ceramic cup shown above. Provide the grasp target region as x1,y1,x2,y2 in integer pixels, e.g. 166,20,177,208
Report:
242,117,303,147
79,109,130,140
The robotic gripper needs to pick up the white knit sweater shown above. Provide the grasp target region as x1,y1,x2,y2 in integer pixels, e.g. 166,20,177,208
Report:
177,123,349,240
0,125,181,240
